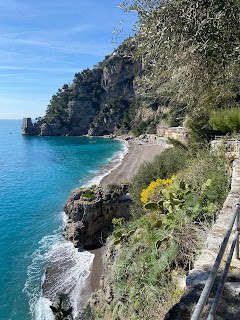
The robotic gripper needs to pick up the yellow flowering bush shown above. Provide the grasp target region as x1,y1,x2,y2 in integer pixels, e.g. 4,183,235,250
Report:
141,177,173,205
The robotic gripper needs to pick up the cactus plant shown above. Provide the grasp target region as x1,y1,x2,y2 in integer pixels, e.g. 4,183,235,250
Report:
144,178,191,214
113,229,135,245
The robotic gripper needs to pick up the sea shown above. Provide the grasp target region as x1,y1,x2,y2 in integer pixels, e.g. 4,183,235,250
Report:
0,119,127,320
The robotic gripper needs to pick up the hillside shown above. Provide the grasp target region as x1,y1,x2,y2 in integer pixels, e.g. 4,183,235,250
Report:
24,38,180,138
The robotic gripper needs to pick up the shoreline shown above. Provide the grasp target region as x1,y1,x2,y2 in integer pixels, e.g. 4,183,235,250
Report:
81,134,166,188
100,137,165,186
81,137,129,188
42,135,165,317
88,136,165,304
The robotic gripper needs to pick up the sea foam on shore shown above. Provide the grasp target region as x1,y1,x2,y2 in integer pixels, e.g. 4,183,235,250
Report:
23,213,95,320
23,140,128,320
82,139,128,187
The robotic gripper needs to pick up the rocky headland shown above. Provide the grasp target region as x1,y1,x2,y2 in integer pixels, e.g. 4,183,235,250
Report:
22,39,173,139
63,184,131,248
63,138,164,248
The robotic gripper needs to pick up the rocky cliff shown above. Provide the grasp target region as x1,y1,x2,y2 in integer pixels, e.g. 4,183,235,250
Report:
63,185,131,248
22,39,143,137
22,38,176,137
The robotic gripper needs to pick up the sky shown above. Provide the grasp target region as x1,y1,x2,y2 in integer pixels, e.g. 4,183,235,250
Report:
0,0,136,119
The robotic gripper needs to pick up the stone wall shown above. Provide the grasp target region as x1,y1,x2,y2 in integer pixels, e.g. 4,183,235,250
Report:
22,118,41,135
165,159,240,319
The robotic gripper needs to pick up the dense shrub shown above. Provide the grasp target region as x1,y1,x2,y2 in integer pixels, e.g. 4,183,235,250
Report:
141,177,173,204
179,150,230,222
209,107,240,133
129,146,190,213
81,144,231,320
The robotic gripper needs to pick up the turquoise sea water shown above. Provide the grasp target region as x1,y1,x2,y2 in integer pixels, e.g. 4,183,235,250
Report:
0,120,125,320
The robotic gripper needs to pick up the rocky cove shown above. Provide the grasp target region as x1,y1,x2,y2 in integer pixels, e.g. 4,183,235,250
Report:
35,132,240,320
69,147,240,320
18,21,240,320
39,137,164,319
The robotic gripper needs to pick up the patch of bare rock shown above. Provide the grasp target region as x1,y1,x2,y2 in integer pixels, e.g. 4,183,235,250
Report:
63,184,131,248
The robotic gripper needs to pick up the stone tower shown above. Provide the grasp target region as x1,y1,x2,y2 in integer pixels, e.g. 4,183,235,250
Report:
22,118,41,135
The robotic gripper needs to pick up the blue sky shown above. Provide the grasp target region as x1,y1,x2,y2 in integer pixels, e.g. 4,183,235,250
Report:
0,0,136,119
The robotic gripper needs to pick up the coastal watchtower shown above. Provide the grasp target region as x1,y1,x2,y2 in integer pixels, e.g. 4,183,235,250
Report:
22,118,32,128
22,118,33,135
22,117,41,136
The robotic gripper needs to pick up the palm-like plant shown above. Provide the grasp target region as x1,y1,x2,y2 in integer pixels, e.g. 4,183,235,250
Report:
50,294,73,320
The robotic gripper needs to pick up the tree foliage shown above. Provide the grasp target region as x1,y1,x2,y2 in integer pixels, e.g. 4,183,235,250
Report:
119,0,240,121
209,107,240,133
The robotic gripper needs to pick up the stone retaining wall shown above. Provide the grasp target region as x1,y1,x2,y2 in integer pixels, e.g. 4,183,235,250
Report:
165,159,240,319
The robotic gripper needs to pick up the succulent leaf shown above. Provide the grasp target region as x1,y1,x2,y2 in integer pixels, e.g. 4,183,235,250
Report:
163,201,171,208
173,179,180,189
144,202,158,210
205,179,212,187
114,231,122,238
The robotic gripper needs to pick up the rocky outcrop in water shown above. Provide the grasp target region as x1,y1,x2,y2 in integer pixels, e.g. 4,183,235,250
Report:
63,185,131,248
22,118,41,135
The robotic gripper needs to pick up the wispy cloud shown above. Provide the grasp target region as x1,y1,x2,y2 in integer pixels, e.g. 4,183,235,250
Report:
0,0,135,119
0,72,30,77
63,24,96,35
0,50,20,56
0,34,113,56
0,66,79,72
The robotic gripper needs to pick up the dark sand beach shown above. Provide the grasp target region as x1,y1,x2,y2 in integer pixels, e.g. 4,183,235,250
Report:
90,139,164,293
100,140,165,186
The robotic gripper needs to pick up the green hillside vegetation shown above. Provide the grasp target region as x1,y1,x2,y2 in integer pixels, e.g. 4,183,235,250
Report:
45,68,103,127
209,108,240,133
118,0,240,142
76,1,240,319
42,0,240,142
82,145,230,319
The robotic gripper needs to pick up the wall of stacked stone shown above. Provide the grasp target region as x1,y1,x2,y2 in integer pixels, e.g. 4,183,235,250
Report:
165,159,240,319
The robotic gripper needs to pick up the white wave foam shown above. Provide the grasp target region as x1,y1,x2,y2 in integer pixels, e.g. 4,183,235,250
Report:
23,234,94,319
23,234,61,317
82,139,129,187
60,211,68,228
34,296,54,320
22,140,128,319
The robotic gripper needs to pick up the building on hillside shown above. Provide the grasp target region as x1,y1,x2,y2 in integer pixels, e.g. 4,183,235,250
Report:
164,126,186,143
